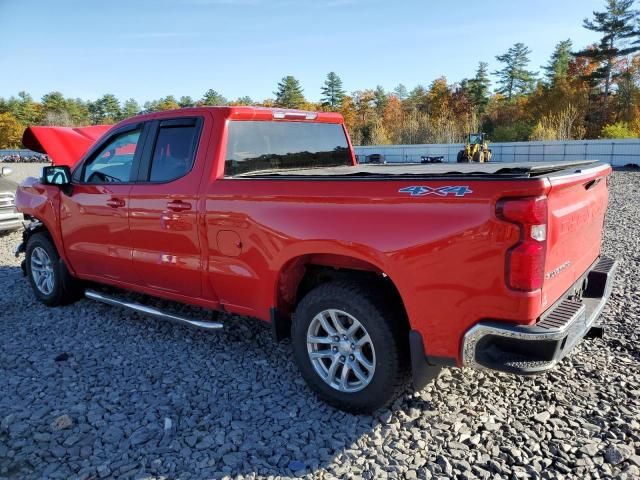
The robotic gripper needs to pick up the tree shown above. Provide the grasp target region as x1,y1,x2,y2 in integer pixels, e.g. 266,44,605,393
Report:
382,95,404,144
494,43,537,100
200,89,227,106
156,95,179,111
274,76,305,109
0,112,24,148
544,39,574,84
373,85,387,114
66,98,90,125
320,72,345,110
121,99,141,119
12,91,40,125
576,0,639,112
466,62,491,111
88,94,121,124
601,120,636,137
178,96,195,108
393,84,408,100
369,118,390,145
231,96,254,106
41,91,67,113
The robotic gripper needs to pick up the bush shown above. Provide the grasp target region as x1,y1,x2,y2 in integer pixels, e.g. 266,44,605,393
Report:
491,122,532,142
600,122,637,139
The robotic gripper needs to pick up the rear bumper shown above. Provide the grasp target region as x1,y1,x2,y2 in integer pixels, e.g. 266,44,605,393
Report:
0,210,23,232
462,256,618,374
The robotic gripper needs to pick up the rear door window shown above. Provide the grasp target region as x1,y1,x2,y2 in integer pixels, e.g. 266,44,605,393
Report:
225,121,351,176
148,120,201,182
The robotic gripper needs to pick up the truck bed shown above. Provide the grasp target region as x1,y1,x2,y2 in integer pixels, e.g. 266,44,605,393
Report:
234,160,601,178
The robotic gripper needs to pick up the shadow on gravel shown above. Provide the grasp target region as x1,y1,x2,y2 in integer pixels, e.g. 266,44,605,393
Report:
0,271,437,479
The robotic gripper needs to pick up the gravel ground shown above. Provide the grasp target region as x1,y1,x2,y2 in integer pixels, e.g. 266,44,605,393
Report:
0,170,639,480
0,163,48,185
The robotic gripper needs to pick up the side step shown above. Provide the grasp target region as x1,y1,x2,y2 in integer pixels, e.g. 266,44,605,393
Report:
85,290,223,331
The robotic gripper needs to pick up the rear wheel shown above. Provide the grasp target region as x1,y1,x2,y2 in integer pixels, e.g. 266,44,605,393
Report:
26,233,81,306
291,281,409,413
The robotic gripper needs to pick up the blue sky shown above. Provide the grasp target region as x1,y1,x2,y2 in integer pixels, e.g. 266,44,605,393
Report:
0,0,605,104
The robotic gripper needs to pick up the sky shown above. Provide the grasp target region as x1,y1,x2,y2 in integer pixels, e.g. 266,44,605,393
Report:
0,0,606,104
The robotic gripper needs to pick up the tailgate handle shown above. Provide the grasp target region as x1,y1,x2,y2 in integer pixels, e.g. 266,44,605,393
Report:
584,178,601,190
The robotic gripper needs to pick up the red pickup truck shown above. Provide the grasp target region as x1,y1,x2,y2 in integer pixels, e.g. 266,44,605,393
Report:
15,107,617,413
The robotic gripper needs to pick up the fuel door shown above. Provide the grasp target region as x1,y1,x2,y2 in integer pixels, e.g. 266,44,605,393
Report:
216,230,243,257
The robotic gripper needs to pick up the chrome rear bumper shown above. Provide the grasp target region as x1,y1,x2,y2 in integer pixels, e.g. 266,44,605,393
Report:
462,256,618,374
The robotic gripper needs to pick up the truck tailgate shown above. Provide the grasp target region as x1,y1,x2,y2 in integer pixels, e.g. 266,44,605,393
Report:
541,164,611,310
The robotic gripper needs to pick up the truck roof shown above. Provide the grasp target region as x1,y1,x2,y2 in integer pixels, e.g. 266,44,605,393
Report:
127,106,345,124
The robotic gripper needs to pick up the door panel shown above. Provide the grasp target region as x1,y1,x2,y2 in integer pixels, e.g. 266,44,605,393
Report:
60,184,136,282
61,125,144,283
128,116,210,298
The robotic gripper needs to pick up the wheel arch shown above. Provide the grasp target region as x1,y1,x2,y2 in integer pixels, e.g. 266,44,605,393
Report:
272,252,410,342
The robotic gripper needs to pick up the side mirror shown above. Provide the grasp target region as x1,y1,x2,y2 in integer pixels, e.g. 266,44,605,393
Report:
41,165,72,187
1,166,12,177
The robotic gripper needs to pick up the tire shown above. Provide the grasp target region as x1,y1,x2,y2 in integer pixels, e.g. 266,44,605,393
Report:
457,150,466,163
291,281,410,413
25,232,81,306
473,151,483,162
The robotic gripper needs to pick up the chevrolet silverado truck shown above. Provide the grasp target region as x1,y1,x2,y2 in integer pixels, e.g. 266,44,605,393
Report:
14,107,617,413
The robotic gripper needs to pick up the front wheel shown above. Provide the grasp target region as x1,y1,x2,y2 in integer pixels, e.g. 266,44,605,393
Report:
291,281,409,413
26,233,81,306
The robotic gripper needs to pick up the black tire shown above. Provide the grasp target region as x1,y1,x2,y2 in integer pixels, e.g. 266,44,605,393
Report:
457,150,466,163
25,232,81,306
291,281,410,413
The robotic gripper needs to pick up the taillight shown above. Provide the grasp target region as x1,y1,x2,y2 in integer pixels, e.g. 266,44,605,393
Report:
496,196,548,291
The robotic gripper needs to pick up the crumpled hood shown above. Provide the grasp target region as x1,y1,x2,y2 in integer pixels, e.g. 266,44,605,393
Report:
22,125,113,167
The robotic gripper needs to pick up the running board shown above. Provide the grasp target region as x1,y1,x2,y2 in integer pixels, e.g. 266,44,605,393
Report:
84,290,223,330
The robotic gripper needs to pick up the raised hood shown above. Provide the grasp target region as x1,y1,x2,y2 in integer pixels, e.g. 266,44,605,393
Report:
22,125,113,167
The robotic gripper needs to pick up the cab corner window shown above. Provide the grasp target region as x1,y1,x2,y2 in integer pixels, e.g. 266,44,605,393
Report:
82,129,141,183
149,124,199,182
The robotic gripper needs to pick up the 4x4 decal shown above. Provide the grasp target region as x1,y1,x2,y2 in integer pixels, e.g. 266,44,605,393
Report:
398,186,473,197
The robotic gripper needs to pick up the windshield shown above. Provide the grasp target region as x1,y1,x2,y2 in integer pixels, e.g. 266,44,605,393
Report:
469,133,483,144
225,121,352,176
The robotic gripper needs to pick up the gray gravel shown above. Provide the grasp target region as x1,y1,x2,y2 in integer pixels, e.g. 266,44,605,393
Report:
1,169,639,480
0,163,48,185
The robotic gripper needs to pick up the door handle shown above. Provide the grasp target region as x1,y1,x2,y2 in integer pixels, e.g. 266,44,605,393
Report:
167,200,192,212
106,198,125,208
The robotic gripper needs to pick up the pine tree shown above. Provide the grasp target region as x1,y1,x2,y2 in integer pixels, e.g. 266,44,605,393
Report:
178,96,195,108
200,89,227,106
320,72,345,109
274,76,305,109
121,99,141,119
494,43,537,100
544,39,573,84
393,84,408,100
575,0,639,112
374,85,387,113
467,62,491,111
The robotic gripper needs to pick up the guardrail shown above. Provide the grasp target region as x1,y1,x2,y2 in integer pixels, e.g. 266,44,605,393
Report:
354,139,640,166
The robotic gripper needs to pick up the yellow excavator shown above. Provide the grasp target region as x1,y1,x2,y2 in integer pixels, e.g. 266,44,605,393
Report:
457,133,492,163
